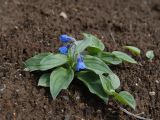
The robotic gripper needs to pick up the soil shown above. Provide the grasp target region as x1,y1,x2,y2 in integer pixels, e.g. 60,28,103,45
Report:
0,0,160,120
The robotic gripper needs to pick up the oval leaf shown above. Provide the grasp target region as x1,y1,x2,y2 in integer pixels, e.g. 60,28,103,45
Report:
50,67,74,99
75,39,92,53
99,75,115,95
124,46,141,55
108,73,120,89
114,91,136,110
40,54,68,71
82,33,105,51
38,73,50,87
87,47,102,55
77,71,109,102
146,50,154,60
100,52,122,65
24,53,52,71
84,55,112,75
112,51,137,64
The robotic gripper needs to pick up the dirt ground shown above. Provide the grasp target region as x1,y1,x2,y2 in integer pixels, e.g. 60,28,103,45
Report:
0,0,160,120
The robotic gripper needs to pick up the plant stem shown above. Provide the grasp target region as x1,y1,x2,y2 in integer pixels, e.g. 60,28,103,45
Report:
119,107,152,120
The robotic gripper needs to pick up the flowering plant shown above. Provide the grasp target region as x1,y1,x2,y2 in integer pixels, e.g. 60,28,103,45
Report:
24,33,137,110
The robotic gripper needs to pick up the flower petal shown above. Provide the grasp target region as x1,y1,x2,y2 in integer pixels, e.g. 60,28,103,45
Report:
59,46,68,55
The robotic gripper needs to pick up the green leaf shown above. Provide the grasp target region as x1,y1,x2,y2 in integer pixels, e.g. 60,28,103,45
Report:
75,33,104,54
24,53,52,71
112,51,137,64
83,33,105,51
50,67,74,99
84,55,112,75
40,54,68,71
108,73,120,89
38,73,50,87
99,52,122,65
75,39,92,53
114,91,136,110
87,47,102,55
77,71,109,102
146,50,154,60
124,46,141,55
99,75,115,95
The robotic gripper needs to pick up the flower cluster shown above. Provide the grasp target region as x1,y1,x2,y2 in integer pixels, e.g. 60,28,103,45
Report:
25,33,137,110
58,34,86,71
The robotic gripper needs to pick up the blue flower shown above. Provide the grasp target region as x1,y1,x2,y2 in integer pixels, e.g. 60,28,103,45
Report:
59,46,68,55
59,34,73,43
76,55,86,71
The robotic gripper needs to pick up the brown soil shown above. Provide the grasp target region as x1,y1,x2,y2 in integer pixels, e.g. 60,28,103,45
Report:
0,0,160,120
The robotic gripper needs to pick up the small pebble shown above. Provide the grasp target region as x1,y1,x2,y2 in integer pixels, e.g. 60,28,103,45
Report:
43,105,47,109
24,68,29,71
61,109,64,113
13,112,16,116
135,83,138,86
14,26,18,29
16,89,19,92
96,109,101,113
60,12,68,19
62,96,69,101
14,102,18,105
108,108,112,111
149,91,155,96
0,84,6,92
138,78,141,82
155,80,159,84
5,1,8,5
48,111,52,115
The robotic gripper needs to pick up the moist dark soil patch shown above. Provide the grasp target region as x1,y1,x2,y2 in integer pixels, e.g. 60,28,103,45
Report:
0,0,160,120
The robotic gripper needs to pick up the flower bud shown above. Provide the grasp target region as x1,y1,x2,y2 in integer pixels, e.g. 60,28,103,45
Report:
59,46,68,55
59,34,73,43
76,55,86,71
